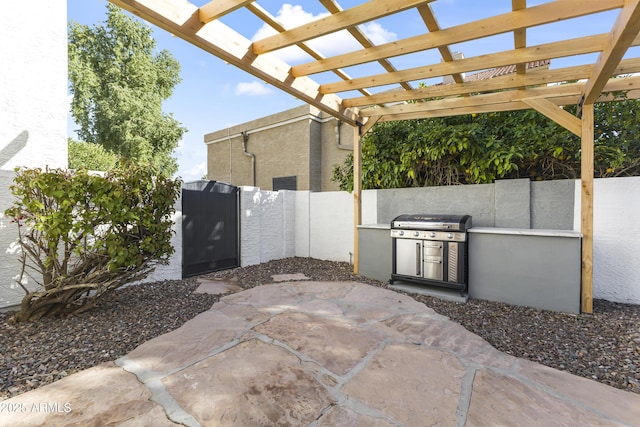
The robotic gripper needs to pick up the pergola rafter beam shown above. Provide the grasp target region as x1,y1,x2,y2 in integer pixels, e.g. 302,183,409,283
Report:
109,0,360,126
198,0,253,24
512,0,527,75
322,34,610,93
374,89,637,122
583,0,640,104
251,0,434,55
524,98,581,137
343,57,640,108
318,0,414,92
292,0,623,77
359,75,640,119
245,2,372,98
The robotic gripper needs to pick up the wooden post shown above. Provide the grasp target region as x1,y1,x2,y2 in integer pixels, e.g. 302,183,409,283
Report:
581,103,594,314
353,124,362,274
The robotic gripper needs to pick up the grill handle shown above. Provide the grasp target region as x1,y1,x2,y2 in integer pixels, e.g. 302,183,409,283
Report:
415,242,421,276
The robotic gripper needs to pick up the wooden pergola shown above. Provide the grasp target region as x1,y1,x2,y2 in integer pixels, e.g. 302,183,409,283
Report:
110,0,640,313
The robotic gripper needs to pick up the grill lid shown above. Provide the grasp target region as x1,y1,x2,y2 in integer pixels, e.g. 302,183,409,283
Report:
391,214,472,231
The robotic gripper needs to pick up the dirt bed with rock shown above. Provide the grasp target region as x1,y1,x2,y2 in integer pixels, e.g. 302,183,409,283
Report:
1,257,638,400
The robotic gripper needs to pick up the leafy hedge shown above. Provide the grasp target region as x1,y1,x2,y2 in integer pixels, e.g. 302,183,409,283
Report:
333,101,640,190
4,165,180,322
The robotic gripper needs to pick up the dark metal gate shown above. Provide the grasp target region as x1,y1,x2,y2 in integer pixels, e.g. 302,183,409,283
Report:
182,180,240,277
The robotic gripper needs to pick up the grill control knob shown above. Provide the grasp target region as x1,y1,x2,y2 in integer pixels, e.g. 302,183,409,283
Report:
414,231,420,237
398,230,404,236
448,233,454,239
429,232,436,238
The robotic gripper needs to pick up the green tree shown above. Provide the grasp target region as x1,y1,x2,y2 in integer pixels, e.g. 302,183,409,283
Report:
68,138,120,171
332,100,640,190
68,4,185,174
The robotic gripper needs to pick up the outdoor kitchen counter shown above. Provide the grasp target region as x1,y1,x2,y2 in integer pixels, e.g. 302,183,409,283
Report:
357,224,392,284
357,223,391,230
358,224,583,313
468,227,582,313
468,227,582,238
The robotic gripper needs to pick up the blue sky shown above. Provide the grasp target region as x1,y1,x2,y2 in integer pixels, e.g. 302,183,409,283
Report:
67,1,620,182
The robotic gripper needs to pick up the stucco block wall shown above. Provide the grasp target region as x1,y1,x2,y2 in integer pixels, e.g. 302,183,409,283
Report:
0,0,68,308
375,180,576,230
309,191,354,262
240,187,295,266
0,170,29,308
495,179,530,228
142,194,183,283
376,184,496,226
531,180,575,229
295,191,311,257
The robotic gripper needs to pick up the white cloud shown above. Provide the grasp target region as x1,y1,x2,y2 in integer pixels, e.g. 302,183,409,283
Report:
360,22,397,46
251,4,397,63
252,4,324,40
179,161,207,182
235,81,274,96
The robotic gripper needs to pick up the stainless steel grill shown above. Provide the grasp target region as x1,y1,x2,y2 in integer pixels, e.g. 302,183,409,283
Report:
390,214,472,295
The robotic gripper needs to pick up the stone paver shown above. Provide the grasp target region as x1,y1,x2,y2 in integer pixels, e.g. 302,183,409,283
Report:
341,343,466,427
0,363,180,427
271,272,310,282
163,339,333,426
254,311,385,376
466,370,624,427
194,279,243,295
3,281,640,427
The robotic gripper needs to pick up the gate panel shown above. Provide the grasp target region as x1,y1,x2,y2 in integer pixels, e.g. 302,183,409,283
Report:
182,181,239,277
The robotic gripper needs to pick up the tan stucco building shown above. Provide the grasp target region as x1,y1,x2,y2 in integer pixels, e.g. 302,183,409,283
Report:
204,104,353,191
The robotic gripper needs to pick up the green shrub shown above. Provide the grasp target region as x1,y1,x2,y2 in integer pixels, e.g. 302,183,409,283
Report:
4,164,181,322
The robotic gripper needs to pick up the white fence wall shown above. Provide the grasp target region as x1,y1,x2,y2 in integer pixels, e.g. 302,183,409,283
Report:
309,191,354,262
240,187,295,266
292,190,377,263
574,177,640,304
142,194,183,283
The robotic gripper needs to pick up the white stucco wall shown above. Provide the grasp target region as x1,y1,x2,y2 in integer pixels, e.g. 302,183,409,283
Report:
240,187,295,266
574,177,640,304
295,191,311,257
308,191,354,263
1,1,68,170
142,194,183,283
242,187,371,266
0,1,68,308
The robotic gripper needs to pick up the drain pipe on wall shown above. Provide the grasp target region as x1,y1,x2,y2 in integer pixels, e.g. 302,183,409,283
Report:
228,127,232,183
241,131,256,187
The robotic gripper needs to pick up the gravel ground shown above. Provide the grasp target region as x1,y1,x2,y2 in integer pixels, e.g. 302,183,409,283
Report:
1,257,639,400
0,278,220,400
